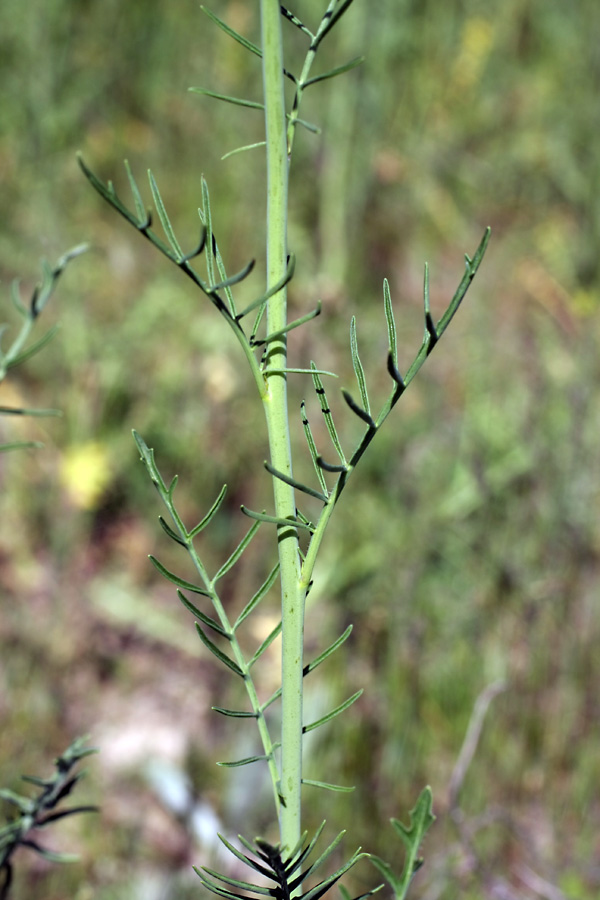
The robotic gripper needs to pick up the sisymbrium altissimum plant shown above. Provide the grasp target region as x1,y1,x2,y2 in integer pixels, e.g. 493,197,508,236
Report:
79,3,489,897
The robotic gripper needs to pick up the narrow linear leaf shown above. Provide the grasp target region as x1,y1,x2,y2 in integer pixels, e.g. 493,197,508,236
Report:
316,456,348,473
200,865,273,896
132,430,166,491
216,832,274,878
293,116,321,135
148,169,184,259
11,279,28,317
303,625,353,676
200,5,262,57
0,441,44,452
304,56,364,87
214,520,261,582
280,5,314,39
236,253,296,319
248,620,282,668
211,232,237,315
234,562,280,630
301,402,328,496
189,87,265,111
195,623,244,676
221,141,266,161
256,301,321,347
341,389,376,428
181,226,207,262
124,159,147,224
194,869,251,900
212,706,257,718
0,406,60,417
209,258,255,293
422,262,437,349
217,754,270,768
435,227,491,336
383,278,397,368
38,805,99,825
240,506,314,532
6,325,60,369
149,555,211,596
302,779,355,793
264,461,328,503
315,0,358,47
285,822,326,876
200,176,216,287
303,690,363,733
387,352,405,391
189,483,228,538
311,363,347,465
350,316,370,414
266,367,337,377
177,590,228,638
297,830,349,887
158,515,188,547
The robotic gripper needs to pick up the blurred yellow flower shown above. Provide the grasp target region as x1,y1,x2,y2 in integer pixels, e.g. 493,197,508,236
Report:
452,17,494,92
60,441,112,510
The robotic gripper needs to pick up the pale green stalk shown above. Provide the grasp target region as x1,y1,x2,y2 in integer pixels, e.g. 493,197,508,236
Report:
260,0,305,854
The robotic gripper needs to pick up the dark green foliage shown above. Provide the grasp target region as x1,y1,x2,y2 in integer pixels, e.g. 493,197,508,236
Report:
0,737,97,900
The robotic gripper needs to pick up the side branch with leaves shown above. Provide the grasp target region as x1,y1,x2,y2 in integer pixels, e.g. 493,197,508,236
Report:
80,1,489,897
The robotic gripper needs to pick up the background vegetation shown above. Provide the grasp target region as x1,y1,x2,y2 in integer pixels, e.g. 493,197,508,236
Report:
1,1,599,898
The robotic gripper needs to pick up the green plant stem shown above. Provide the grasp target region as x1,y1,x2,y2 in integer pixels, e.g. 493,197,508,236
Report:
260,0,304,855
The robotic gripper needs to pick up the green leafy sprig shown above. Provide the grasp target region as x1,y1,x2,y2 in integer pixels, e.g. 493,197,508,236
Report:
0,245,87,451
0,737,98,900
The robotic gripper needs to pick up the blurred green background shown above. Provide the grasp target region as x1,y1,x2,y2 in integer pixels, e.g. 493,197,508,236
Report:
1,1,599,898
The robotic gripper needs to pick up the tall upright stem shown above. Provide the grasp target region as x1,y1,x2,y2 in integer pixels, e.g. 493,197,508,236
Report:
260,0,304,855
